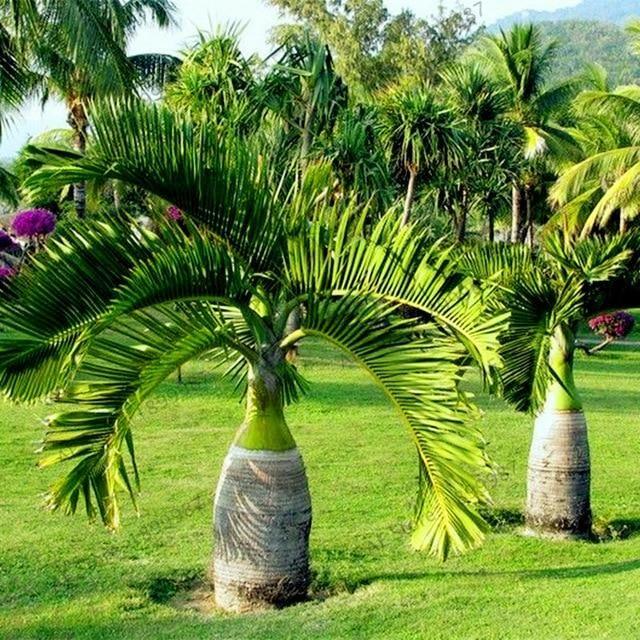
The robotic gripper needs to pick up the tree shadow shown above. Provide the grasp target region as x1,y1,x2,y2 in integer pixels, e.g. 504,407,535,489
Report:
354,558,640,589
593,517,640,542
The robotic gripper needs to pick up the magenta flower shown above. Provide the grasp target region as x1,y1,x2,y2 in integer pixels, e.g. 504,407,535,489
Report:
11,209,56,238
166,205,183,222
0,266,15,280
588,311,635,340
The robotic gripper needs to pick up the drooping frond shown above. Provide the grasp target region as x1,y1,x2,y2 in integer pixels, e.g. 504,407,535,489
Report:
284,211,505,378
290,293,491,559
40,303,251,528
0,218,256,403
551,146,640,206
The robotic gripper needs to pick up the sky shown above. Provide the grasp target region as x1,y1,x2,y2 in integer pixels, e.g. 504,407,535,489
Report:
0,0,581,158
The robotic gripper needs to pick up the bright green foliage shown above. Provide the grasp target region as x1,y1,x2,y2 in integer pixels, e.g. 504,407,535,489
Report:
551,83,640,236
267,0,479,94
2,98,507,559
457,232,640,414
165,28,260,130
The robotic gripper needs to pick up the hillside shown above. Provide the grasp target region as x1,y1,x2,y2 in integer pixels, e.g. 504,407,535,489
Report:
541,20,640,85
497,0,640,28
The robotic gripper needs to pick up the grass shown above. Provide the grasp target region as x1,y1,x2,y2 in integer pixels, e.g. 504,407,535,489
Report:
1,341,640,639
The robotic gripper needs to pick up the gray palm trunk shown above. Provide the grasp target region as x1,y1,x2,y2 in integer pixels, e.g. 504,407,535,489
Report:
511,183,523,244
68,103,89,219
402,167,418,227
212,358,312,611
525,327,592,538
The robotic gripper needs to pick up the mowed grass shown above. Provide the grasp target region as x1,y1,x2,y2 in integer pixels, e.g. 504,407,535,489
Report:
1,341,640,639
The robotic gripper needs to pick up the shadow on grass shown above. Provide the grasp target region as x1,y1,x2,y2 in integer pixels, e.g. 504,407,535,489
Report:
354,558,640,588
593,517,640,542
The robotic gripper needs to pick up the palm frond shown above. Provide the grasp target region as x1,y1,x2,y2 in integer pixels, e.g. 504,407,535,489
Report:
292,292,491,559
24,98,288,271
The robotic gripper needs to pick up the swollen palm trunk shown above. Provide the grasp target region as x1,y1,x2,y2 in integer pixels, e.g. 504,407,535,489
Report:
525,328,592,538
212,362,312,612
526,409,591,537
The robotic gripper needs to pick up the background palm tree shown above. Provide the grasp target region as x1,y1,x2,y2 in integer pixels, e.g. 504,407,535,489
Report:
1,0,179,217
5,99,505,611
377,82,464,226
459,231,640,538
551,84,640,237
471,24,580,244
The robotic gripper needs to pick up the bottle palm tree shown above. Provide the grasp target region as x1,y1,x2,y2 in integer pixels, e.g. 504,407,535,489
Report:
459,232,640,539
471,23,580,243
4,99,505,612
377,81,464,226
3,0,178,217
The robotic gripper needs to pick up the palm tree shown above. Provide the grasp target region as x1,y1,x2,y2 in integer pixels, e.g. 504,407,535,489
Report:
165,27,260,133
459,232,640,539
471,24,580,243
3,0,178,217
550,85,640,237
378,82,464,226
5,99,505,612
262,34,348,169
439,63,517,242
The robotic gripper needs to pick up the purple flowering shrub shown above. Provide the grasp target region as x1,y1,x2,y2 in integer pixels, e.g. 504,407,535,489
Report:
0,209,57,286
588,311,635,340
11,208,56,238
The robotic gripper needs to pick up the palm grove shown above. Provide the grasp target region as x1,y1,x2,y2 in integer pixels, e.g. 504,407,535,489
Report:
0,0,639,613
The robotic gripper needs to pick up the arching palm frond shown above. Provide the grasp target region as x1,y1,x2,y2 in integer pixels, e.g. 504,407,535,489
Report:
24,99,288,271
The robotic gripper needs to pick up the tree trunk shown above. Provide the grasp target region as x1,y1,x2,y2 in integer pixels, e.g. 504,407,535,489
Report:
455,189,468,244
511,183,524,244
525,327,592,539
523,185,533,246
402,168,418,227
300,99,314,169
488,204,495,243
68,101,88,219
212,361,312,612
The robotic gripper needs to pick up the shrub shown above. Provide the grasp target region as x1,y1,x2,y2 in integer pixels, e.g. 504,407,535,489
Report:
588,311,635,340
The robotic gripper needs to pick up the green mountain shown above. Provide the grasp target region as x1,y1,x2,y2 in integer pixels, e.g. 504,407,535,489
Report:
541,20,640,86
497,0,640,27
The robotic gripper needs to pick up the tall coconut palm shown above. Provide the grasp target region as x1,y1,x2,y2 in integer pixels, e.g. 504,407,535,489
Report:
378,82,464,226
459,232,640,539
5,98,505,612
551,85,640,237
471,24,580,243
3,0,178,217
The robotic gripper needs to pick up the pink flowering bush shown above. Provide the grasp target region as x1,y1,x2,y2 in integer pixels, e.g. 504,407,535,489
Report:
166,205,183,221
11,208,56,239
588,311,635,340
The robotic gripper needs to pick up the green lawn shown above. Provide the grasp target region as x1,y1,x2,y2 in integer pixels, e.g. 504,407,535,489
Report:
1,342,639,639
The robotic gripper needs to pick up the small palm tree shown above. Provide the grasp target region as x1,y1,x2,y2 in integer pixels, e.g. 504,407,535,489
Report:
165,27,260,132
5,99,505,612
459,232,640,538
378,82,464,226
